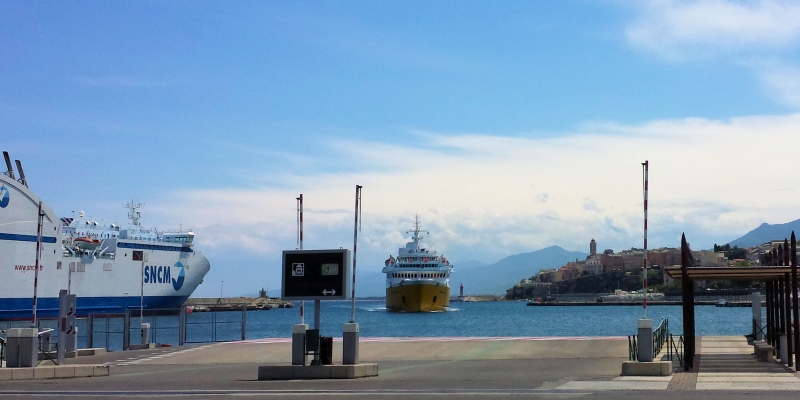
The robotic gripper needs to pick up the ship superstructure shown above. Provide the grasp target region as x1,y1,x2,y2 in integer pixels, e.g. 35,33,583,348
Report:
382,215,453,312
0,152,210,320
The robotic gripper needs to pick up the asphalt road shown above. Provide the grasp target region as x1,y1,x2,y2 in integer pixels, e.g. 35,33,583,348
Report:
0,337,796,399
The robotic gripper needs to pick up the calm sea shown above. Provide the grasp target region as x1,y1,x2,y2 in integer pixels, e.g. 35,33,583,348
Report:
8,300,756,350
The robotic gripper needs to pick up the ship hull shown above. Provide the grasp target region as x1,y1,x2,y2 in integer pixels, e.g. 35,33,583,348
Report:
386,283,450,312
0,295,189,320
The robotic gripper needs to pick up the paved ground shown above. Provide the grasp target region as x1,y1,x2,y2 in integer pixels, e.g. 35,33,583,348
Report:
1,336,799,399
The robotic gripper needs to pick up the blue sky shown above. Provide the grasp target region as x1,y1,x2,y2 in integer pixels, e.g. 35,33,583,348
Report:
4,1,800,296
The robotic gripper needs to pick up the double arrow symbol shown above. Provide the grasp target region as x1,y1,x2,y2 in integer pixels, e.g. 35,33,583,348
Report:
322,289,337,296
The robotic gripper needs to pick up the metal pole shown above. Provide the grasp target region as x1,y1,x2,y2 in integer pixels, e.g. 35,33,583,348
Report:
680,233,695,370
792,232,800,366
642,161,648,319
785,271,793,366
779,276,785,340
351,185,362,323
314,299,320,365
242,304,247,341
123,310,131,351
774,279,780,346
32,201,44,326
179,306,186,347
87,314,94,349
140,261,144,329
298,194,304,325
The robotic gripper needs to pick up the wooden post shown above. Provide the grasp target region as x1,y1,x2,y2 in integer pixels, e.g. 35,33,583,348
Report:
681,234,695,371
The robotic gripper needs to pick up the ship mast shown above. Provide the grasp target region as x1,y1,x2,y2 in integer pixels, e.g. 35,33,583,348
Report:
125,201,144,227
406,214,428,252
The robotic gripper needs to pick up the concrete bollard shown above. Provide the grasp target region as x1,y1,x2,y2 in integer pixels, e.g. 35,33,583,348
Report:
6,328,38,368
637,319,654,362
780,334,789,364
343,323,359,365
66,326,78,353
292,324,308,366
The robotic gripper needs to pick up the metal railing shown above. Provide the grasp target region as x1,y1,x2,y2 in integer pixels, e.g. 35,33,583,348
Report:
628,334,638,361
628,324,684,367
87,314,126,351
85,305,248,351
129,309,182,347
37,329,57,366
653,318,668,358
752,319,766,341
666,334,684,367
184,305,247,344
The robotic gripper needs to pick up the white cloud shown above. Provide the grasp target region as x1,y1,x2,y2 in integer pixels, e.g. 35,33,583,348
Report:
626,0,800,60
755,61,800,108
151,113,800,269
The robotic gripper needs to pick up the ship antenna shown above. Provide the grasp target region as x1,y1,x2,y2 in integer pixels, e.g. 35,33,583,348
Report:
406,214,428,249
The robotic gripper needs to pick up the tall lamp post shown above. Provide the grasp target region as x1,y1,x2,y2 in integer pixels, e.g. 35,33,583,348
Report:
637,160,653,362
343,185,362,365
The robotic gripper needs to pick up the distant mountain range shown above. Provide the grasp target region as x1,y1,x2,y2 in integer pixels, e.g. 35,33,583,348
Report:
727,218,800,248
453,245,587,296
256,218,800,300
345,245,587,297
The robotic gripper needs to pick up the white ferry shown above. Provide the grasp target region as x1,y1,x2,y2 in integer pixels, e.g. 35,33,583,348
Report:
0,152,210,320
382,215,454,312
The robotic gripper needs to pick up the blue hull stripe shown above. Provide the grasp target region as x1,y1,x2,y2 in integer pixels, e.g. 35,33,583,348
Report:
0,296,189,320
0,233,58,243
118,242,193,253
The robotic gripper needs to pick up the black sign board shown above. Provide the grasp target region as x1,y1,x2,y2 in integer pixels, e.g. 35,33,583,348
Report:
281,249,351,300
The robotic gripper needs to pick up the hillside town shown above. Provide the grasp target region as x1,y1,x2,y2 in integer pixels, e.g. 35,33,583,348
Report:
506,238,787,299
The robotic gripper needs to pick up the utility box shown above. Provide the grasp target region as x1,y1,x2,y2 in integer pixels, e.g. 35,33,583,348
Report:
39,330,52,352
141,323,151,345
319,336,333,365
6,328,38,368
292,324,308,366
305,329,320,352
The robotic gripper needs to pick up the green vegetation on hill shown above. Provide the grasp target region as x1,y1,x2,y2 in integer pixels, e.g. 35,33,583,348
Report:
712,244,747,260
507,270,666,299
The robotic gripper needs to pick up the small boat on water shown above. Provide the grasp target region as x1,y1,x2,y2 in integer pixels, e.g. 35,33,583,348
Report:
715,299,727,307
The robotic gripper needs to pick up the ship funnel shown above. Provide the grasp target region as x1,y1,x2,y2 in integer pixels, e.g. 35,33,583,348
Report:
3,151,15,179
14,160,28,187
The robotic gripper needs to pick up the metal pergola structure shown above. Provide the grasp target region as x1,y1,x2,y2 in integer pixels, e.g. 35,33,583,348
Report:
664,233,800,371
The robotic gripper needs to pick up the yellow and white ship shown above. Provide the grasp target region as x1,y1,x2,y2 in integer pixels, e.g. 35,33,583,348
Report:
383,215,454,312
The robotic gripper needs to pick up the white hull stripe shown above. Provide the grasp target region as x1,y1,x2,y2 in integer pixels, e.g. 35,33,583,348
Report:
0,233,57,243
